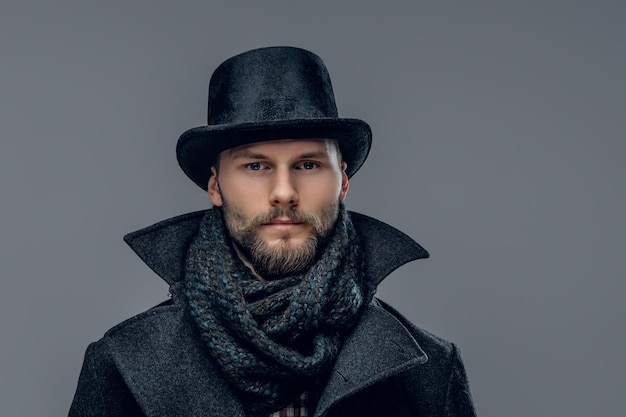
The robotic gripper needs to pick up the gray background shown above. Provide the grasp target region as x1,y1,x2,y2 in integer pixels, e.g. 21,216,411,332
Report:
1,1,624,416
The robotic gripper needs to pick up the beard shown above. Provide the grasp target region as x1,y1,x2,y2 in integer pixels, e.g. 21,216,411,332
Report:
221,199,340,280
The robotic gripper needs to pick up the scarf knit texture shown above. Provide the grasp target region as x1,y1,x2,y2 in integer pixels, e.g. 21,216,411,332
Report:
184,205,371,417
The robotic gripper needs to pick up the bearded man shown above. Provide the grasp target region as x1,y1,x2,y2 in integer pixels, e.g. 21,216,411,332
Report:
69,47,477,417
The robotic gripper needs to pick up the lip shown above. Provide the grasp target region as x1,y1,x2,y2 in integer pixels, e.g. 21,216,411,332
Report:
262,219,305,230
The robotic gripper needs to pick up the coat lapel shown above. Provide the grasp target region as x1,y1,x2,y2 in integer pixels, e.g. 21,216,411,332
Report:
105,284,245,417
314,304,428,417
104,289,427,417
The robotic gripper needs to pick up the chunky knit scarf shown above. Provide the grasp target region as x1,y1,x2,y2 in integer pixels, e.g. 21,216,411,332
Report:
184,205,370,417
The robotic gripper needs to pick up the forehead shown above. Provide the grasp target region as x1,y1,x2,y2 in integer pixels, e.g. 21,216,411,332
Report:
223,138,338,159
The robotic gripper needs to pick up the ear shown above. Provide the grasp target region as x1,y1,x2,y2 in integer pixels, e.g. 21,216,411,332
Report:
207,167,223,206
339,161,349,202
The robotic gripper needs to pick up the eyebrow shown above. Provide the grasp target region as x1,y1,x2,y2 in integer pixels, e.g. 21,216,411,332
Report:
298,151,329,159
229,150,268,160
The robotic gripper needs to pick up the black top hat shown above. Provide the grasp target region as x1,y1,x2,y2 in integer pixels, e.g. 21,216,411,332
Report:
176,46,372,190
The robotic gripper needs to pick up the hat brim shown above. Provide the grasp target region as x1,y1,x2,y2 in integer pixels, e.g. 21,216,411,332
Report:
176,118,372,190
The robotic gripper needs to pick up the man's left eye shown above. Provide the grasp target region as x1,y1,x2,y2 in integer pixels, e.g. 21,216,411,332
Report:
245,162,265,171
298,162,319,170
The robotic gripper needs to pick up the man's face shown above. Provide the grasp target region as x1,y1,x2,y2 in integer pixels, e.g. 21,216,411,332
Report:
207,139,349,279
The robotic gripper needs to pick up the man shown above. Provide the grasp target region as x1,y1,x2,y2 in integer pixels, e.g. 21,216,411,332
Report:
69,47,477,417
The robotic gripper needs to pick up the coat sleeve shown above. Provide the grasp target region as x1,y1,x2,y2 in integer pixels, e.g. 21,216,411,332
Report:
69,341,144,417
443,344,477,417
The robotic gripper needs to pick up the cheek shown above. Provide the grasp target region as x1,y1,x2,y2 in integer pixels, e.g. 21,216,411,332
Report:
303,180,343,205
220,180,267,208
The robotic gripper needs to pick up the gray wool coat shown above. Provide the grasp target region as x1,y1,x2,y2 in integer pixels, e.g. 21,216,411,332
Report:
69,210,477,417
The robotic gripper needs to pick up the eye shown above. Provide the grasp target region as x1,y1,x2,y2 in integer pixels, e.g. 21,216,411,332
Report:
245,162,266,171
297,161,320,170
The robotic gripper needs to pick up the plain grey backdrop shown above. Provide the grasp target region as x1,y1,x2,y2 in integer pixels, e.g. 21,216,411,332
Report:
1,1,624,416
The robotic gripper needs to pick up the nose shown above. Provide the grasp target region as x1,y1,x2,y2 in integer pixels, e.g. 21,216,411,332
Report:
269,168,298,207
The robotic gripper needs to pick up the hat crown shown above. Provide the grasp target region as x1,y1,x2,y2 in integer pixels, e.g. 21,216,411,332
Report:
208,47,339,125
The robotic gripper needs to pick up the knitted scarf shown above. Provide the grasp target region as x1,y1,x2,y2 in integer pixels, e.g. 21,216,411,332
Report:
184,205,370,417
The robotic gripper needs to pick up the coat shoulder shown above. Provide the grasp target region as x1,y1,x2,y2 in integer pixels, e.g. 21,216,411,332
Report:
102,298,176,339
76,298,178,375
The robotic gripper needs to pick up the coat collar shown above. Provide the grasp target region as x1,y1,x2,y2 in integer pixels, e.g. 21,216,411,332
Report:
123,209,429,287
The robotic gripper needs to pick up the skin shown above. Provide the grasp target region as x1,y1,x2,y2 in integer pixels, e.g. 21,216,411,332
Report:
207,138,349,278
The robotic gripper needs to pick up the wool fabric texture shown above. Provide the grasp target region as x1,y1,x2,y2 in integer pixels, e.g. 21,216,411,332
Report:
184,205,370,417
